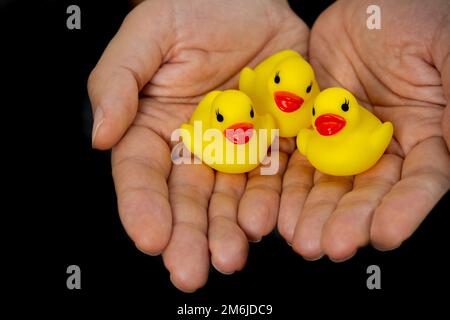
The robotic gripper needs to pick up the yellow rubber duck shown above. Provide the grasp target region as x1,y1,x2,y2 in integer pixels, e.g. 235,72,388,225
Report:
239,50,320,137
296,87,393,176
180,90,276,174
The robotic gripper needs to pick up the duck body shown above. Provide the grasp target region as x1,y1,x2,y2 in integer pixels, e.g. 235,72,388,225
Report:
297,87,393,176
181,90,275,174
239,50,320,137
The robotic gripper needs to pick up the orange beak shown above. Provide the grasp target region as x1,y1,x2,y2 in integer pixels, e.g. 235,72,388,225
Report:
224,122,254,144
274,91,304,113
315,114,346,136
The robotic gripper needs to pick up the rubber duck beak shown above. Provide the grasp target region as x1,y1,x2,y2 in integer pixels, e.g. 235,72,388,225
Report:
315,114,346,136
224,122,254,144
274,91,304,113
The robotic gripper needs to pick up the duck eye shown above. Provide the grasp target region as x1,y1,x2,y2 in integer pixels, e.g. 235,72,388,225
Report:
216,110,224,122
250,107,254,118
312,107,315,116
306,82,312,93
274,72,280,84
341,98,349,112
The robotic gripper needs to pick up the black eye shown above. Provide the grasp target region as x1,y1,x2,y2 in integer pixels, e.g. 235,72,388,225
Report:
250,107,254,118
274,72,280,84
341,98,349,112
306,82,312,93
312,107,315,116
216,110,224,122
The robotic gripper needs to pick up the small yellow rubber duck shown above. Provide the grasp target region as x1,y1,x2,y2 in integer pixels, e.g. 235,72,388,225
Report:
239,50,320,137
297,87,393,176
180,90,276,174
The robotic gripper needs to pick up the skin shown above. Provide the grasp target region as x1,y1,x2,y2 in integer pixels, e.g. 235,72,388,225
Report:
88,0,307,292
279,0,450,261
88,0,450,291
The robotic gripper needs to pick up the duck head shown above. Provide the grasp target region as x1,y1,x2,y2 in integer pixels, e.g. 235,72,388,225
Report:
268,55,316,114
209,90,256,145
312,87,361,136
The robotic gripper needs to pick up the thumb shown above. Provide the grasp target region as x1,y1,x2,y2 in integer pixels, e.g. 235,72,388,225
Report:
440,53,450,150
444,103,450,151
88,1,175,149
432,13,450,150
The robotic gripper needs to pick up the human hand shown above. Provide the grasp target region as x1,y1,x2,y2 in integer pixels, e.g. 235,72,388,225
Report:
278,0,450,261
88,0,308,292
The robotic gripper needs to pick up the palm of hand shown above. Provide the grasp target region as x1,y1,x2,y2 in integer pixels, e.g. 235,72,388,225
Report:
278,0,450,261
89,0,450,293
93,0,309,292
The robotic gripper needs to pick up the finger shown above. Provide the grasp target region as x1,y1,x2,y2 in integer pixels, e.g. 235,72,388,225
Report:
292,173,353,260
238,151,289,241
112,126,172,255
279,137,297,155
208,172,248,275
278,151,315,244
431,16,450,149
88,1,175,149
371,137,450,250
321,154,402,262
163,162,214,293
444,105,450,150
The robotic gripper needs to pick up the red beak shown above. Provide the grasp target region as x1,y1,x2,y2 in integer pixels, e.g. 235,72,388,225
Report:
224,122,254,144
274,91,304,113
315,114,346,136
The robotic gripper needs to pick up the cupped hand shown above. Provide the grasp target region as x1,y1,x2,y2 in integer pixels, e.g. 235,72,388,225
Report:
88,0,308,292
278,0,450,261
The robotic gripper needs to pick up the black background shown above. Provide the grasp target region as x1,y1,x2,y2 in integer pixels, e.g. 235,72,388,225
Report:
3,0,448,316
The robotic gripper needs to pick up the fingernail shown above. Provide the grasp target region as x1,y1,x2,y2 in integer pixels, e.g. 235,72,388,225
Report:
303,254,324,262
135,244,161,257
373,243,401,252
92,107,104,147
170,274,196,293
328,253,355,263
211,259,235,276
